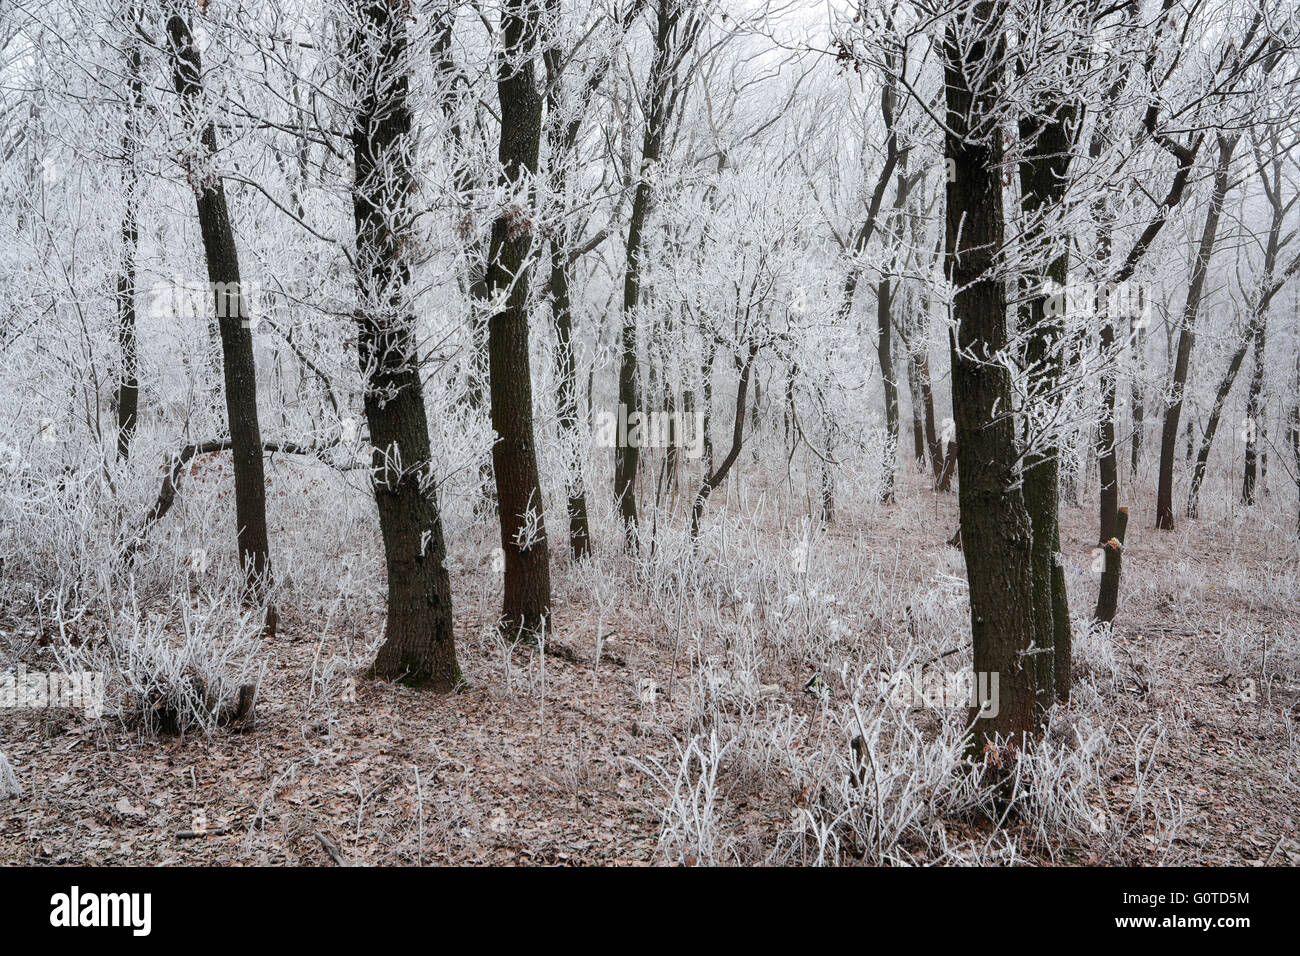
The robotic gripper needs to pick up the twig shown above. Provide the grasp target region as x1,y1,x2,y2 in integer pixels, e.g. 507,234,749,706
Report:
315,830,349,866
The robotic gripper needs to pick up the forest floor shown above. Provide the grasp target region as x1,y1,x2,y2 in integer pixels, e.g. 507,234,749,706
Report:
2,468,1298,866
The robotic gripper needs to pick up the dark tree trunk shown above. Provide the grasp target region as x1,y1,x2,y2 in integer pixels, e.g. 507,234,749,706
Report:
944,3,1044,747
115,32,141,462
166,14,272,604
541,13,600,560
1188,316,1257,518
1130,293,1147,479
1017,21,1076,701
1156,134,1237,530
617,2,687,546
1290,353,1300,536
487,0,552,634
1093,507,1128,625
873,97,909,503
549,240,591,558
348,0,459,688
1242,322,1267,504
905,353,925,468
876,274,898,503
701,337,714,473
431,8,495,513
1098,318,1119,541
690,344,759,538
876,145,914,502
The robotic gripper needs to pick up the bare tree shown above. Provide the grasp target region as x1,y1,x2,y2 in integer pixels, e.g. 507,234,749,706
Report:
347,0,460,687
487,0,552,635
165,9,273,615
943,0,1044,745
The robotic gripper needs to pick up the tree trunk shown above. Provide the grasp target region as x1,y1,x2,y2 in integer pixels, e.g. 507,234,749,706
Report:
1156,134,1237,530
541,13,599,560
166,14,272,605
1130,292,1147,479
876,274,898,503
944,3,1044,747
1187,318,1255,518
1242,321,1267,504
1289,353,1300,537
906,352,926,468
1018,22,1076,701
432,8,495,514
617,2,684,547
690,344,759,538
115,32,141,461
348,0,459,688
1093,507,1128,625
487,0,552,634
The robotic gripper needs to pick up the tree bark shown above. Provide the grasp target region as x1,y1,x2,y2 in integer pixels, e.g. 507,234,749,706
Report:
487,0,552,635
166,14,272,604
1242,320,1267,504
348,0,459,688
1155,134,1237,530
944,3,1044,747
1017,17,1076,701
616,1,688,546
1093,507,1128,625
115,29,142,461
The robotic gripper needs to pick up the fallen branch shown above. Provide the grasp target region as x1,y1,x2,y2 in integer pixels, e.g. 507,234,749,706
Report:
315,830,349,866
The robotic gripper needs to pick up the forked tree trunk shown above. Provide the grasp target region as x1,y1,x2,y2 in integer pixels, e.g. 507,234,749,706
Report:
487,0,552,634
348,0,459,688
944,3,1044,747
617,2,686,547
690,345,759,538
1156,134,1238,530
166,14,272,607
1188,317,1257,518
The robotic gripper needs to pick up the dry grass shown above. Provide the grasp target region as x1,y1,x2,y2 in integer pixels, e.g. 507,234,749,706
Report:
1,451,1298,865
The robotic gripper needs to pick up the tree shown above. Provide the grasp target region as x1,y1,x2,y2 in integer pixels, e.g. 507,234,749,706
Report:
1155,133,1238,530
347,0,460,688
615,0,704,546
165,10,273,612
1014,3,1083,699
487,0,552,635
541,0,641,558
943,0,1044,746
114,12,141,462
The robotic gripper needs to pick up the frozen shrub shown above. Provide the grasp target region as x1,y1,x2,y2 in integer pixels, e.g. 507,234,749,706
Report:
54,582,260,737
